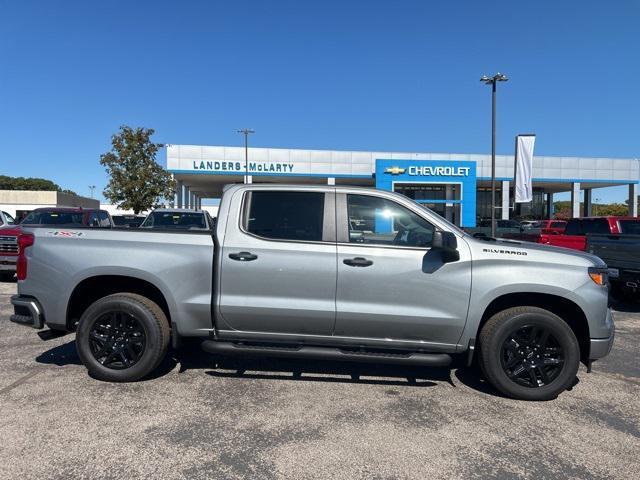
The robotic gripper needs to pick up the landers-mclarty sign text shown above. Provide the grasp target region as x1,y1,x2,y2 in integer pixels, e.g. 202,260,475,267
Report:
192,161,295,173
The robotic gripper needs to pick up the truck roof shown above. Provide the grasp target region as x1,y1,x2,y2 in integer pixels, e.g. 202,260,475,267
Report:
148,208,203,213
29,207,105,213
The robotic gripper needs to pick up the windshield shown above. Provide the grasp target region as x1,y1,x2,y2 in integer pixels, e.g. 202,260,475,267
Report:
619,219,640,234
141,211,207,229
21,210,87,225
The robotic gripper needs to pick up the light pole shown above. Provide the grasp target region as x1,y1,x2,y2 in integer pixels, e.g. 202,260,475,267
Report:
480,73,508,238
88,185,96,199
595,197,600,216
237,128,255,184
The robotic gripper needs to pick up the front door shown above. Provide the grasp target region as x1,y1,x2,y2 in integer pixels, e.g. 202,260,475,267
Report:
334,192,471,348
218,189,337,336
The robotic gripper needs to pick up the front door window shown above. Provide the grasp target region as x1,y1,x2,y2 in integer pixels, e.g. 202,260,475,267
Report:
346,194,434,248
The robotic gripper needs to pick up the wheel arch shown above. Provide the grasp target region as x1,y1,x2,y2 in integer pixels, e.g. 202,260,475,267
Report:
477,292,591,363
66,275,172,331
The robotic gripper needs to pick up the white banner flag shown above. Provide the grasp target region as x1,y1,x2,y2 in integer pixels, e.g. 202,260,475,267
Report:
515,135,535,203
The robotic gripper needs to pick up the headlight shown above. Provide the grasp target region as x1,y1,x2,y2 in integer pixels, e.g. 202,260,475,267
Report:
588,266,608,286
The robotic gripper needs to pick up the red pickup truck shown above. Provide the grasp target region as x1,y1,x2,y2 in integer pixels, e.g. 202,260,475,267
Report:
538,216,640,251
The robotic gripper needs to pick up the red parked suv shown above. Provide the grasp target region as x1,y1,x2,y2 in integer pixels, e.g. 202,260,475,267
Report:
0,208,114,281
536,219,567,234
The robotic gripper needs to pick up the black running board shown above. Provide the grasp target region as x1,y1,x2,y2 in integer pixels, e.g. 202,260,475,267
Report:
201,340,452,367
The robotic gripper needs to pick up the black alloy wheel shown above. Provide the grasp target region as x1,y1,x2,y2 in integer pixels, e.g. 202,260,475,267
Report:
478,306,580,401
89,311,147,369
500,325,564,388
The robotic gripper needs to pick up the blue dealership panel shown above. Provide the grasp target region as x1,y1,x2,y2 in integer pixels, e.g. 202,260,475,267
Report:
375,159,477,227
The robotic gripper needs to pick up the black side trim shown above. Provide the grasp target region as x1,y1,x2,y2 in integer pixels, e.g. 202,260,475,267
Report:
201,340,452,367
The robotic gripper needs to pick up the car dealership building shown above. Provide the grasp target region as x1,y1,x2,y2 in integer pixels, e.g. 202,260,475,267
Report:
167,145,639,227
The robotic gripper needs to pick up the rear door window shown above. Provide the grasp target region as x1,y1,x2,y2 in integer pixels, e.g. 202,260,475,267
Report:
564,220,582,235
244,191,325,242
582,219,610,234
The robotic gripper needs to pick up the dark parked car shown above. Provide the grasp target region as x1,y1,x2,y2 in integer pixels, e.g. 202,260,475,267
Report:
140,209,214,230
112,214,146,228
466,219,522,238
587,233,640,298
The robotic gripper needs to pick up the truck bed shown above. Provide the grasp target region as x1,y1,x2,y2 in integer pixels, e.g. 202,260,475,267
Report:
18,226,216,336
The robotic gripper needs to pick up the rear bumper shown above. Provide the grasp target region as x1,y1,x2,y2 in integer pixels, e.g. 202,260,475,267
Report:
589,308,615,360
10,295,45,329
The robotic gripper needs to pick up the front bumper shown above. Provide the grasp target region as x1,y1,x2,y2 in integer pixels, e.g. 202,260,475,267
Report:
0,255,17,272
589,308,615,360
609,268,640,290
10,295,45,329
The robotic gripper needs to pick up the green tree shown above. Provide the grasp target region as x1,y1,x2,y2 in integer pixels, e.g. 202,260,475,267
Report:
0,175,76,195
100,126,175,214
596,203,628,216
553,199,630,218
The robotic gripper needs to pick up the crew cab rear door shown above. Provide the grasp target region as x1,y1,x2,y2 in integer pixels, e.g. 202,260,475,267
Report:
217,187,337,335
333,191,472,348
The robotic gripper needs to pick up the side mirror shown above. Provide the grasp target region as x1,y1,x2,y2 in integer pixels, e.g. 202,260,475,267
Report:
423,231,459,273
432,231,459,263
432,230,458,250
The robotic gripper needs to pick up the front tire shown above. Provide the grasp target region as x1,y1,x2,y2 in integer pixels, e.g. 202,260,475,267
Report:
76,293,170,382
478,306,580,401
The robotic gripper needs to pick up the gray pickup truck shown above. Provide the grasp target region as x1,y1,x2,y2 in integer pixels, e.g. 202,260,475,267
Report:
10,184,614,400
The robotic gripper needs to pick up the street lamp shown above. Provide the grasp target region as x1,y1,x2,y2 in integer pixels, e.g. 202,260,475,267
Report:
88,185,96,199
480,73,508,237
237,128,255,184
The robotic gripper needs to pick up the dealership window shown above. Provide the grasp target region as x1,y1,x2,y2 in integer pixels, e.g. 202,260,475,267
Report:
394,183,461,225
346,194,434,247
476,188,545,220
244,191,325,242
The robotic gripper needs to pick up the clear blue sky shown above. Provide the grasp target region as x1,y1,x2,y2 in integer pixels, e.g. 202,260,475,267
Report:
1,0,638,202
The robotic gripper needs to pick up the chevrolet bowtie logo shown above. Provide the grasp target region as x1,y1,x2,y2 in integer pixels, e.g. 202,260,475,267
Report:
384,166,406,175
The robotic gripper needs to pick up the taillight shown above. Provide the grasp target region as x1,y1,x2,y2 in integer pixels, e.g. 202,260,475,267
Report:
16,233,35,281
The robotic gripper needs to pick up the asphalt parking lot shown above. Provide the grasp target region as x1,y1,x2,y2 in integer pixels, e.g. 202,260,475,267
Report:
0,280,638,480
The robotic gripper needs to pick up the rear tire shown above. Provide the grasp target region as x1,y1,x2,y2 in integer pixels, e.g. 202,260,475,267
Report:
76,293,170,382
478,306,580,401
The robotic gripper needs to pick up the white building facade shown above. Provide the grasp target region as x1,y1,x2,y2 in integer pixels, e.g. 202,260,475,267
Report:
167,145,639,227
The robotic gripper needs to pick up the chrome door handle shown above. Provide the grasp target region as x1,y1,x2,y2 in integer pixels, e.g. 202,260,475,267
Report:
229,252,258,261
343,257,373,267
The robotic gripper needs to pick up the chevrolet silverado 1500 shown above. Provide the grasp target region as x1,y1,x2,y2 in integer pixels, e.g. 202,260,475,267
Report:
10,185,614,400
